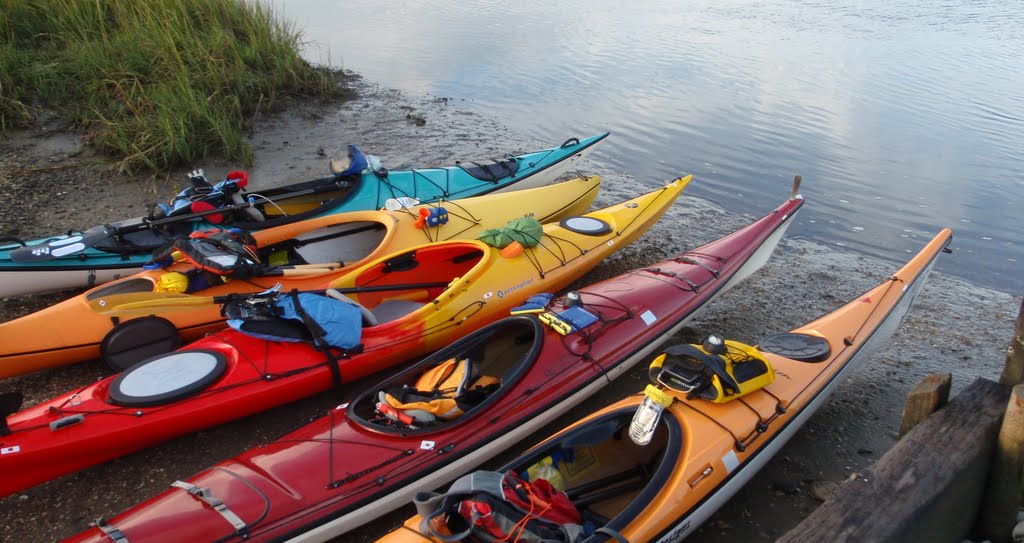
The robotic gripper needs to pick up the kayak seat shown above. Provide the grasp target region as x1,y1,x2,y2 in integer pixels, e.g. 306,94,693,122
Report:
108,349,228,407
229,191,265,222
369,299,425,323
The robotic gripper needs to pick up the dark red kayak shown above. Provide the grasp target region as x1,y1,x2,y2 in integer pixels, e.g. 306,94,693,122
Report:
65,188,804,543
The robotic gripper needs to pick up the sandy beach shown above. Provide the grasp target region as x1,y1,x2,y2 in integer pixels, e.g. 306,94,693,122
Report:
0,75,1019,542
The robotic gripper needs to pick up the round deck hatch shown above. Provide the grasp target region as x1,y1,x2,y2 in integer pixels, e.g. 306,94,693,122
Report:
109,349,227,407
560,216,612,236
758,333,831,363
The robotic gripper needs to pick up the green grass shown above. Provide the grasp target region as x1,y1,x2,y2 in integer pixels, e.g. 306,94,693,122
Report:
0,0,346,172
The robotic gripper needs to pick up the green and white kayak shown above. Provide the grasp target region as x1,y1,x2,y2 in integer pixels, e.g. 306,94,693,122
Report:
0,133,608,297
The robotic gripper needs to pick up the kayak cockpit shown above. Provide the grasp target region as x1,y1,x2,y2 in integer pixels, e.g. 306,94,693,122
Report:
337,243,485,324
347,316,544,433
85,277,156,299
413,407,681,540
257,219,388,267
514,408,679,533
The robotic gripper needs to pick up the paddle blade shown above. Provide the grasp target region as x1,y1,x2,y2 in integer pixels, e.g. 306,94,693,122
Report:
88,292,217,316
191,201,222,224
9,225,112,263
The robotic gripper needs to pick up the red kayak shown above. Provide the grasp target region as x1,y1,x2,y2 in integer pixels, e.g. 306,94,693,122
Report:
0,182,683,500
63,187,805,543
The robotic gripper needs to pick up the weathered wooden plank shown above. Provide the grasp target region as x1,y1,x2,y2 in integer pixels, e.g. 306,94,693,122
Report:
1000,298,1024,386
978,384,1024,541
778,378,1010,543
899,372,952,438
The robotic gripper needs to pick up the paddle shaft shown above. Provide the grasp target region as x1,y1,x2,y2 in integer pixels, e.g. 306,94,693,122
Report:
89,280,453,315
210,281,451,303
123,178,353,233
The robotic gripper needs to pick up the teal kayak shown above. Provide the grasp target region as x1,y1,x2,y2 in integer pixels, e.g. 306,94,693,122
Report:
0,133,608,297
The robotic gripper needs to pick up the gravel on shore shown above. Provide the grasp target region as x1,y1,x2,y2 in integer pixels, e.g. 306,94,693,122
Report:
0,75,1019,542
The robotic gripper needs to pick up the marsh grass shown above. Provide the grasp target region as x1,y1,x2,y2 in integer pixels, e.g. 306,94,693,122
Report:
0,0,346,172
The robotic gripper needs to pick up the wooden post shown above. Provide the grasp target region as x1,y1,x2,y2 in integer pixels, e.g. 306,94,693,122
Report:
978,384,1024,541
899,373,952,438
778,378,1010,543
1000,298,1024,386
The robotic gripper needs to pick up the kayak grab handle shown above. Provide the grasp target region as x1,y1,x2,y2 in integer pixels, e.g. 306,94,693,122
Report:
49,414,85,431
560,137,580,148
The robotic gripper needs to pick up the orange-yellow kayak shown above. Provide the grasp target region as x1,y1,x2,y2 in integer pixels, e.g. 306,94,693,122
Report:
379,228,952,543
0,176,601,378
0,179,685,499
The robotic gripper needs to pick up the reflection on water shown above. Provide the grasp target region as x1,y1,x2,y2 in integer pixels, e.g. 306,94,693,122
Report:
272,0,1022,294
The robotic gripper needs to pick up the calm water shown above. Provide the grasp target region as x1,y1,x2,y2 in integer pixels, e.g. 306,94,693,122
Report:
273,0,1023,294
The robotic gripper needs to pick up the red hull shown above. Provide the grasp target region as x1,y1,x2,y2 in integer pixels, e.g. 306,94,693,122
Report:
64,195,804,543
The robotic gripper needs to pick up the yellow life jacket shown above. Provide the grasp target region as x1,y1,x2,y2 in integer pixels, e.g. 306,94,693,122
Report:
649,340,774,404
382,358,500,423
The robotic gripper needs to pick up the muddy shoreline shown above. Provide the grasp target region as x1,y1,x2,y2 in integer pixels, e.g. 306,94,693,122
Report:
0,75,1019,542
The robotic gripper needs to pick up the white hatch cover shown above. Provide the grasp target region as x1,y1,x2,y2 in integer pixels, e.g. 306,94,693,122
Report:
559,216,612,236
108,349,227,407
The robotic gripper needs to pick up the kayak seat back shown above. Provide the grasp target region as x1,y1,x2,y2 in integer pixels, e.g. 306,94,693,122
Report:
380,357,500,423
108,349,228,407
101,316,182,372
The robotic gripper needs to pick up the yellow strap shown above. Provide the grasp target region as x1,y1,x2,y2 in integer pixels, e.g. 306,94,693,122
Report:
539,312,572,335
644,384,675,407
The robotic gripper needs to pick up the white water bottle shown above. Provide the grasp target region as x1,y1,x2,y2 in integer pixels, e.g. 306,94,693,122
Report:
629,385,674,446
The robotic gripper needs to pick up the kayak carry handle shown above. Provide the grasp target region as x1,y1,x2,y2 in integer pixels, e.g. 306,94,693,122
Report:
560,137,580,149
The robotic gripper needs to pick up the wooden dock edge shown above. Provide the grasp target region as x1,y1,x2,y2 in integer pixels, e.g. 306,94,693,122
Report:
778,378,1010,543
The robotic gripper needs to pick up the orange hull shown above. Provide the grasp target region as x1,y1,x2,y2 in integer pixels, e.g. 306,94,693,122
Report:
380,228,952,543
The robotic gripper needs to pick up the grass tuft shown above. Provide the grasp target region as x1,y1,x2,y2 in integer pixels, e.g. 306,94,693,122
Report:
0,0,346,172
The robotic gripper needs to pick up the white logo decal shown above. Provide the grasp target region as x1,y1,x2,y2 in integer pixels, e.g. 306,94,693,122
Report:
420,440,435,451
722,450,739,473
640,310,656,325
1,446,21,455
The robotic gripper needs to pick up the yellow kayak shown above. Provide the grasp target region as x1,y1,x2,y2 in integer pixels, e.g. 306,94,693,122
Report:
0,176,600,378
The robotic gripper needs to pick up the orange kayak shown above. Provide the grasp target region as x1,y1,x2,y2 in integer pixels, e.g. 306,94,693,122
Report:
0,176,601,378
380,228,952,543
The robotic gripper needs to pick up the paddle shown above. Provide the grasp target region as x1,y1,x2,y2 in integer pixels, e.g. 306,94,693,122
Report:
9,177,354,263
88,281,450,316
246,263,345,278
